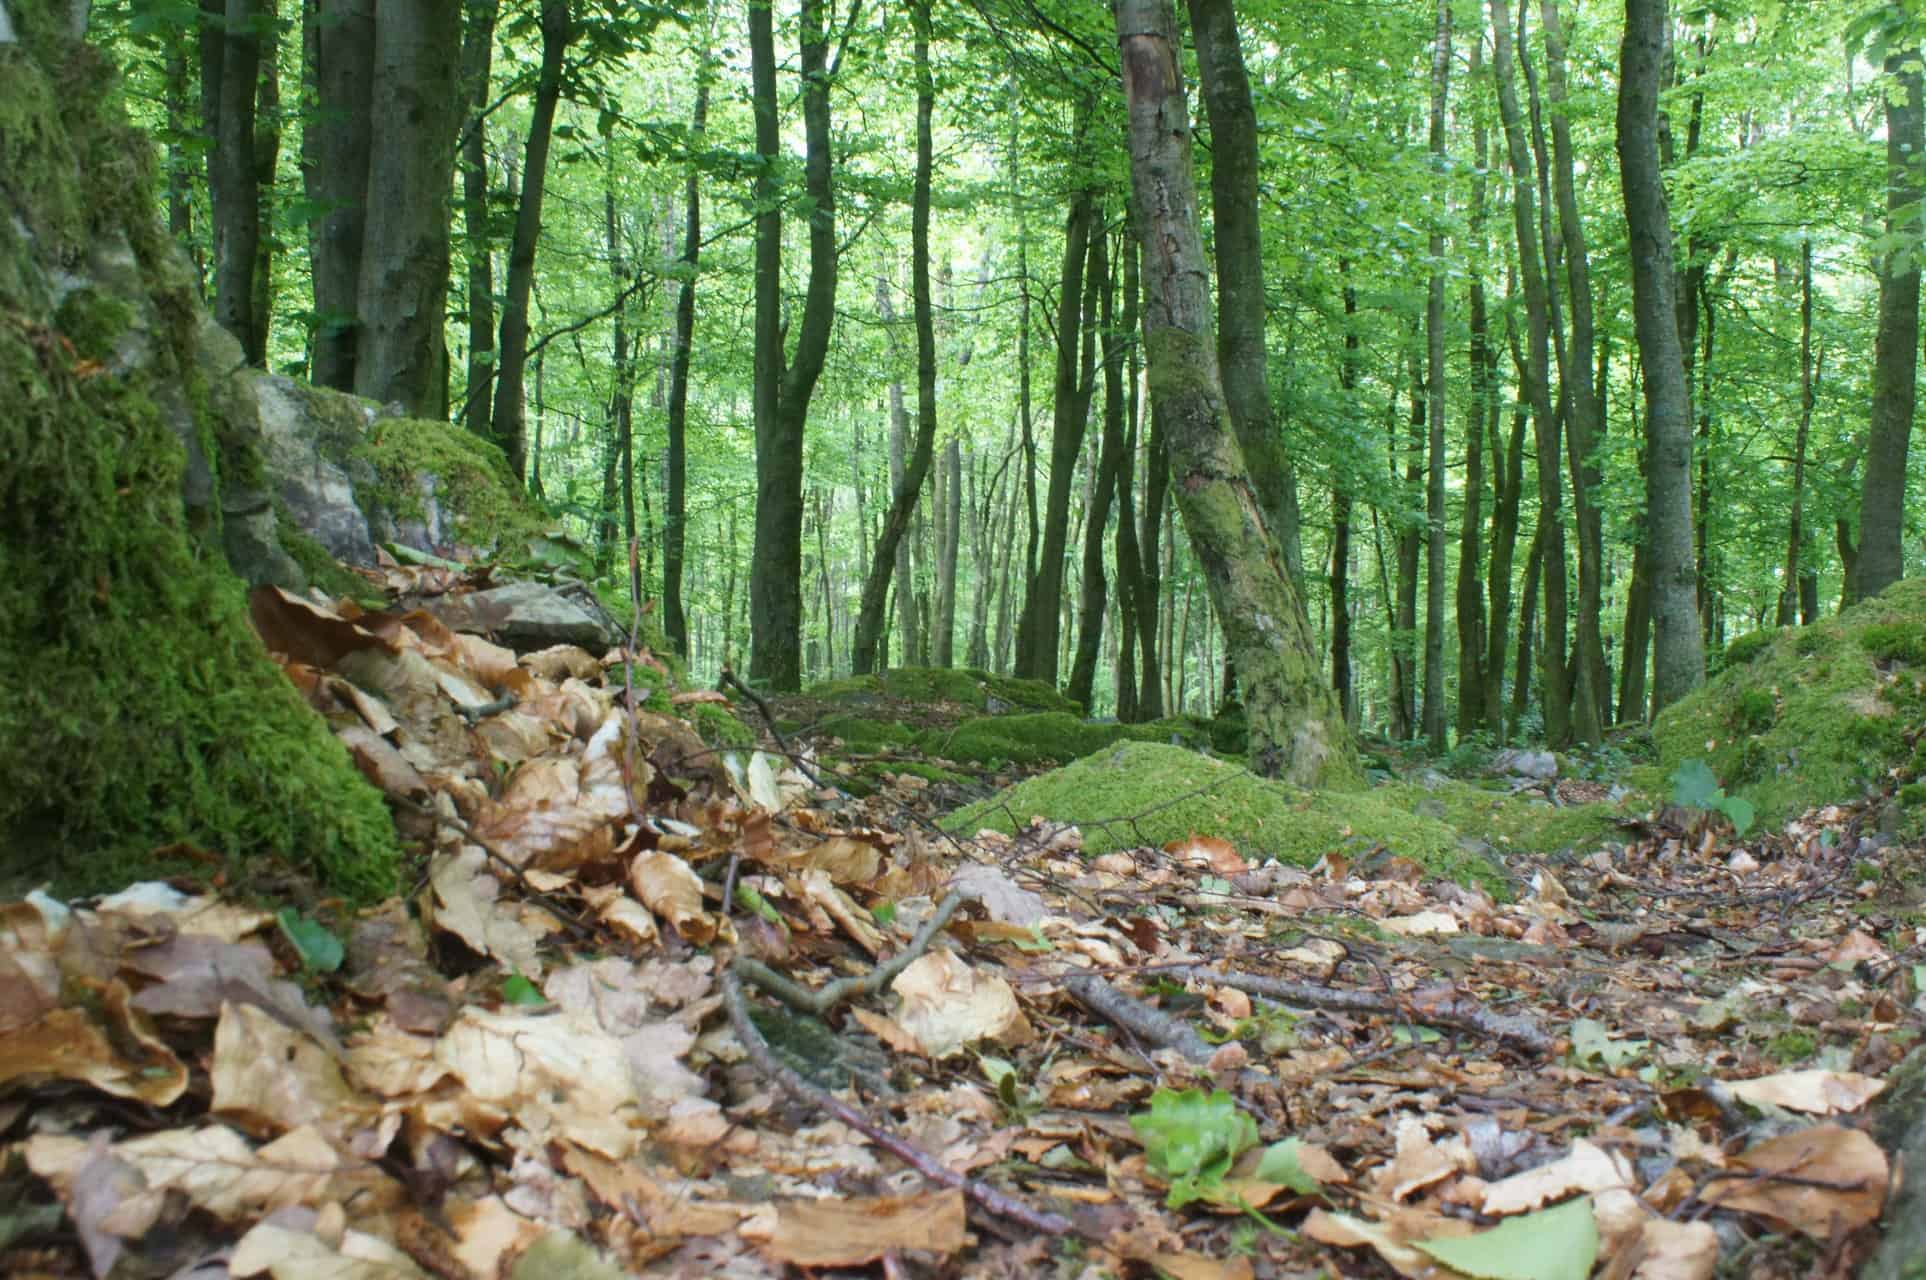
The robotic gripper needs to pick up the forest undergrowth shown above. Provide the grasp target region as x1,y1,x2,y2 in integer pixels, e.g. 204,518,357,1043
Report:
1,560,1920,1280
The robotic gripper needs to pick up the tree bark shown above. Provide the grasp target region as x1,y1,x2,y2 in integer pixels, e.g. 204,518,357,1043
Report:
349,0,461,416
1332,262,1361,726
749,0,845,691
1617,0,1704,709
1069,230,1131,713
1457,30,1491,737
491,0,571,481
202,0,264,363
302,0,374,392
1116,0,1354,785
1188,0,1302,585
458,0,498,442
1852,45,1924,604
1391,355,1422,741
1780,239,1817,627
663,50,709,658
1422,0,1450,750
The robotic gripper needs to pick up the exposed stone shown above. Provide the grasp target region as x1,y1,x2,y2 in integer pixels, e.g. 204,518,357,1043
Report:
426,581,617,654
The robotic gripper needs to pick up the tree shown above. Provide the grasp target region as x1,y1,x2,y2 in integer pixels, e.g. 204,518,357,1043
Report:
853,0,938,677
1851,24,1924,604
1115,0,1355,786
457,0,499,443
1618,0,1704,710
663,28,712,659
748,0,848,691
1421,0,1449,750
491,0,573,481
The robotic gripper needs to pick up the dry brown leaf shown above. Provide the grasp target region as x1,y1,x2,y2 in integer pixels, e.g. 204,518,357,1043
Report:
1723,1069,1886,1116
428,846,553,977
1482,1138,1635,1215
752,1190,966,1267
629,851,717,945
212,1002,371,1141
0,982,187,1106
891,950,1027,1058
1702,1123,1887,1237
434,1007,646,1157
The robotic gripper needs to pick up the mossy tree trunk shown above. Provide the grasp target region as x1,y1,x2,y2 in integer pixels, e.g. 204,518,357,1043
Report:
0,8,397,898
1115,0,1357,788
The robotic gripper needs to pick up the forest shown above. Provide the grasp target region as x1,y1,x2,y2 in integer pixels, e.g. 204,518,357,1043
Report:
15,1,1926,1275
85,0,1925,757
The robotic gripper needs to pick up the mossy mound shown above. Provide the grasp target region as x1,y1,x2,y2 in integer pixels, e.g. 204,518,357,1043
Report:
0,16,398,899
943,742,1504,892
1653,578,1926,830
916,712,1217,768
352,415,550,560
805,667,1080,716
1375,778,1634,857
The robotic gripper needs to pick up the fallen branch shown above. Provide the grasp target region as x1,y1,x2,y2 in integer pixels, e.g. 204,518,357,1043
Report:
1061,972,1214,1063
722,964,1076,1238
1154,964,1553,1056
736,891,966,1018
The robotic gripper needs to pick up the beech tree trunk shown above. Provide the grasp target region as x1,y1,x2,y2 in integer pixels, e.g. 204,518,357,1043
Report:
1422,0,1450,750
748,0,845,691
1780,240,1817,627
1069,231,1131,713
202,0,264,363
491,0,571,481
1852,45,1924,604
302,0,373,393
1116,0,1354,786
458,0,498,443
1618,0,1704,709
663,50,709,658
1457,30,1492,737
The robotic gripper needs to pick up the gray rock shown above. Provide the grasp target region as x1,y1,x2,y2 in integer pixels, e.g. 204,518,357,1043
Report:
250,371,381,567
426,581,615,653
1492,748,1558,780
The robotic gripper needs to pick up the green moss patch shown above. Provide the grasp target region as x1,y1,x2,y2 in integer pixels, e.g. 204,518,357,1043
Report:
1654,578,1926,830
1376,778,1633,856
352,416,548,557
916,711,1215,768
943,742,1504,892
804,667,1080,716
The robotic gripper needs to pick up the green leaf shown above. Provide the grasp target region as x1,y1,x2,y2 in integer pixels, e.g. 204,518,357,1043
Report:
501,973,546,1006
1669,759,1722,811
1570,1018,1648,1070
276,908,343,973
1414,1196,1599,1280
1722,795,1756,836
1254,1138,1324,1195
1130,1088,1260,1192
871,900,898,926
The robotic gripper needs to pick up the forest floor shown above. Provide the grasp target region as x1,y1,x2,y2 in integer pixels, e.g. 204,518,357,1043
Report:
2,570,1920,1280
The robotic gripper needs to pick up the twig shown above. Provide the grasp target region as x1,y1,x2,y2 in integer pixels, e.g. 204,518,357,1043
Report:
453,692,518,725
1151,963,1554,1056
1061,973,1214,1063
736,892,966,1018
721,964,1076,1238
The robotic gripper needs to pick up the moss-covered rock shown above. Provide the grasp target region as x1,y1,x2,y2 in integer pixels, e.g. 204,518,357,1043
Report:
1654,578,1926,830
0,16,398,899
1375,778,1634,857
943,742,1504,891
915,711,1223,768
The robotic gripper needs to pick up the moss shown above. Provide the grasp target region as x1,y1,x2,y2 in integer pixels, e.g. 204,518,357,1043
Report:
1718,628,1779,671
53,288,136,362
943,742,1505,893
918,711,1185,767
687,700,754,749
1376,778,1634,856
351,416,548,556
814,714,920,752
1653,578,1926,830
803,667,1079,716
0,28,399,901
277,513,383,605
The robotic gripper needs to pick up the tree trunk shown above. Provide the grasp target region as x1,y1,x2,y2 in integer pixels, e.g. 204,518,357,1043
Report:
348,0,461,416
458,0,498,442
1187,0,1301,585
663,51,709,659
1422,0,1450,750
202,0,263,363
1852,45,1924,604
247,0,280,365
1490,0,1570,743
1332,264,1362,726
1069,230,1131,713
1391,358,1421,741
491,0,571,481
1542,0,1607,742
935,439,960,666
749,0,846,692
1015,180,1099,685
1457,32,1491,737
302,0,371,390
1618,0,1704,709
1780,239,1817,626
1116,0,1354,785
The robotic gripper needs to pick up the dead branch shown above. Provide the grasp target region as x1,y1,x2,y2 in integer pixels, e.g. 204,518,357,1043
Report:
736,891,966,1018
1061,972,1214,1063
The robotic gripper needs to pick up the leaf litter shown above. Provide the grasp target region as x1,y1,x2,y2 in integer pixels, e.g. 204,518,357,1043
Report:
1,565,1919,1279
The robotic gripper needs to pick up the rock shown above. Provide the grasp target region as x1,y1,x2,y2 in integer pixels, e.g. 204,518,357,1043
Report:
426,581,616,653
1492,748,1558,780
250,370,382,566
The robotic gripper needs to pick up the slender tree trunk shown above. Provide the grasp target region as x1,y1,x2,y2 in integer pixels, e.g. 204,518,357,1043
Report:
1333,262,1362,725
1117,0,1355,784
164,33,194,245
491,0,570,480
1015,177,1099,684
1542,0,1606,741
936,438,960,666
350,0,461,416
1069,230,1131,713
1511,519,1543,733
1113,237,1147,720
1852,45,1924,604
248,0,280,365
749,0,847,691
1780,239,1818,627
855,277,933,673
1618,0,1704,709
1485,382,1528,738
1139,393,1171,719
1490,0,1570,743
1422,0,1450,750
1457,32,1491,737
302,0,371,391
458,0,498,442
1391,359,1421,741
203,0,263,362
663,44,709,658
1188,0,1301,583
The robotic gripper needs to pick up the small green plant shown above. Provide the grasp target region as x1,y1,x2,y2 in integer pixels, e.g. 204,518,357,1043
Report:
977,1054,1044,1121
1130,1088,1324,1212
276,908,344,974
1766,1030,1818,1065
500,972,547,1006
1670,760,1756,836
